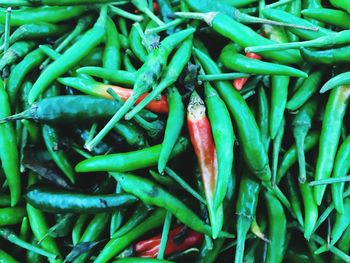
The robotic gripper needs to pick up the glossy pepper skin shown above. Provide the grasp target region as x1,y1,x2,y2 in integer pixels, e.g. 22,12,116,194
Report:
25,184,138,214
0,79,21,206
331,135,350,213
187,91,223,238
134,226,203,257
28,6,108,104
75,137,188,172
194,48,271,182
314,86,350,206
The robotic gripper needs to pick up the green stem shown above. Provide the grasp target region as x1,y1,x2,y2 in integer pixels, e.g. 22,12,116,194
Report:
242,90,256,100
0,228,58,259
4,7,11,53
133,22,152,53
109,5,144,22
309,176,350,186
198,73,250,81
157,211,172,259
144,7,165,26
146,19,184,34
165,167,207,205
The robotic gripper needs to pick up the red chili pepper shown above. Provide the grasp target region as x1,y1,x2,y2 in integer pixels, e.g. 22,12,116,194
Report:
187,91,217,202
97,83,169,114
233,52,262,91
153,1,159,14
134,226,203,258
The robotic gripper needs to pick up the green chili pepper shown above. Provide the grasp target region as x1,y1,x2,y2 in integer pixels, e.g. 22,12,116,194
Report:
286,173,304,227
257,86,270,151
76,67,135,87
219,43,307,77
204,82,235,210
235,172,260,263
129,23,148,63
42,125,75,184
194,48,271,181
112,172,231,238
330,0,350,13
112,259,174,263
264,190,287,263
0,5,88,25
276,130,319,183
332,225,350,263
86,28,195,150
314,86,350,206
76,137,187,172
0,207,26,226
72,213,110,263
95,209,166,263
180,12,301,64
113,203,153,238
287,69,323,111
72,215,89,246
270,75,289,139
157,87,184,174
103,17,121,71
299,174,318,240
272,118,285,185
330,198,350,246
28,6,107,104
321,71,350,93
25,184,138,213
301,45,350,65
0,79,20,206
113,121,149,149
302,8,350,29
40,15,94,70
7,48,45,108
0,23,69,53
125,35,193,120
0,41,36,71
0,249,19,263
1,95,155,125
331,135,350,213
291,96,318,183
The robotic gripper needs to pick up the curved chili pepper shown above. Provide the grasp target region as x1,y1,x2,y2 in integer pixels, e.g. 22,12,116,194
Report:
314,85,350,206
321,71,350,93
219,43,306,77
158,87,184,173
301,45,350,65
302,8,350,29
330,0,350,13
134,226,203,258
287,69,323,111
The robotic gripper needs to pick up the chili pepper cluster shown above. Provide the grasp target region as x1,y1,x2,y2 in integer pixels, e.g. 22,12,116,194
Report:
0,0,350,262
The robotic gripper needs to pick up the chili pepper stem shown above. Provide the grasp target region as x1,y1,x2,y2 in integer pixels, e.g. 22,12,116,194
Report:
0,108,32,123
85,93,139,151
310,176,350,186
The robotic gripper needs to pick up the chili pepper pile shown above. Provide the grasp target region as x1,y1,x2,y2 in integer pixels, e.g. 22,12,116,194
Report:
1,0,350,262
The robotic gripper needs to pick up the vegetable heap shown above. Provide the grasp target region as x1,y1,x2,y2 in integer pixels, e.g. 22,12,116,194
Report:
1,0,350,262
